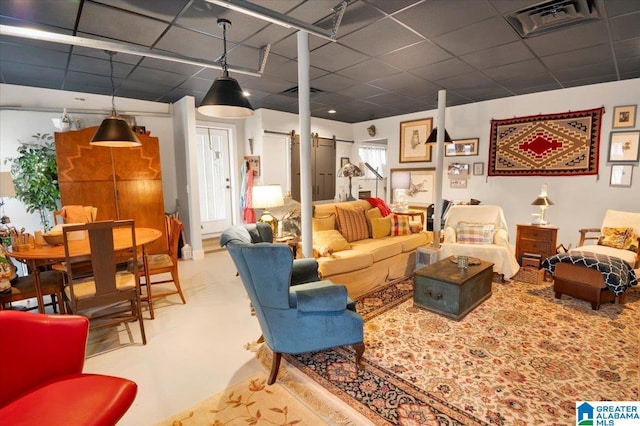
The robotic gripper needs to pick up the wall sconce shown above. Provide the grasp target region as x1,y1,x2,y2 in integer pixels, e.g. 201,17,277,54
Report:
252,185,284,235
531,184,554,225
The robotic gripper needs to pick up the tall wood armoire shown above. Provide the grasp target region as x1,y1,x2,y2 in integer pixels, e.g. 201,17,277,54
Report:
55,126,167,253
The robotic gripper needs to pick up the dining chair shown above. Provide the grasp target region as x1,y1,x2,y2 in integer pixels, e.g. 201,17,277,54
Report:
0,270,65,313
53,205,98,225
131,215,186,319
60,220,146,345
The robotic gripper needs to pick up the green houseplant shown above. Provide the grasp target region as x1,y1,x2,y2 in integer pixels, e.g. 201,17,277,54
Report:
4,133,60,230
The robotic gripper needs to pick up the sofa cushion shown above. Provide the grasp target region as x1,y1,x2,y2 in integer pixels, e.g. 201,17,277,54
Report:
390,214,411,236
317,250,373,277
387,232,430,252
336,206,369,242
598,227,629,250
312,214,336,232
370,217,391,239
350,238,402,262
312,230,350,257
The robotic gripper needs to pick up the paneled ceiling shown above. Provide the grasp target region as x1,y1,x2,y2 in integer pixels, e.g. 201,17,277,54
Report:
1,0,638,123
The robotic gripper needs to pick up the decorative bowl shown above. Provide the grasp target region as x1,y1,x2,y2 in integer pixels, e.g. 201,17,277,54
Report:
43,232,64,246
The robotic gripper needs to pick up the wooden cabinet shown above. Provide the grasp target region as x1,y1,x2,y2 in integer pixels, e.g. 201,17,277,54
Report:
515,224,558,266
291,134,336,202
55,127,167,252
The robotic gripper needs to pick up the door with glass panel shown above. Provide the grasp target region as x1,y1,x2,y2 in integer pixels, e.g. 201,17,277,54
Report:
196,127,232,235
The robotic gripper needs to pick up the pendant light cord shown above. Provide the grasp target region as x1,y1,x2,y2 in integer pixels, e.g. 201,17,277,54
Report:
218,19,230,77
108,51,117,116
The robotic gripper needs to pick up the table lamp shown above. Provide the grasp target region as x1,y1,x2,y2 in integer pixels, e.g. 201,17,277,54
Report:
531,183,553,225
391,171,411,213
252,185,284,235
337,163,364,201
0,172,16,226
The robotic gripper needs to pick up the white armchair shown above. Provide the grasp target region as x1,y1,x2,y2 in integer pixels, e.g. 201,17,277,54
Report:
439,205,520,280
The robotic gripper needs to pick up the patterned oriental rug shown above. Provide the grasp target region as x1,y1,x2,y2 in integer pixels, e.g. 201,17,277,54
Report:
488,107,603,176
257,276,639,425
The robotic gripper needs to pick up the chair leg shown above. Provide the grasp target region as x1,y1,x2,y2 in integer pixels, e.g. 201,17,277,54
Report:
268,352,282,385
133,299,147,345
171,268,186,304
353,342,365,368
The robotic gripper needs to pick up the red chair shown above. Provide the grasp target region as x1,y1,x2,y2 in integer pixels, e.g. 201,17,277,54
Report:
0,311,137,425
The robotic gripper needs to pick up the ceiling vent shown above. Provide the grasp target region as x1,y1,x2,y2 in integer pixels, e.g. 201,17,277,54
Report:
280,86,326,97
506,0,600,38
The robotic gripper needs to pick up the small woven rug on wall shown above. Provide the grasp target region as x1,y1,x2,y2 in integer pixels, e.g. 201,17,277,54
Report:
488,107,604,176
257,275,638,425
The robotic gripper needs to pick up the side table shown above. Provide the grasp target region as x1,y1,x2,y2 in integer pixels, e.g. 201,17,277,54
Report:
275,235,300,258
515,224,558,267
393,208,425,227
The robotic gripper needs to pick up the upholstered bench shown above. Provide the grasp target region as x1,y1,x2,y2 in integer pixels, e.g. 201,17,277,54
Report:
553,263,618,310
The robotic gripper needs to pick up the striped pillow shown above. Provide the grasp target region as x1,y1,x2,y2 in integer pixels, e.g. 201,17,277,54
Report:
390,214,411,236
335,206,369,242
456,222,495,244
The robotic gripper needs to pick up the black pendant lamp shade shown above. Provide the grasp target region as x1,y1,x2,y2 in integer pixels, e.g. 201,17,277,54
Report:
91,51,141,147
198,19,254,119
425,127,453,144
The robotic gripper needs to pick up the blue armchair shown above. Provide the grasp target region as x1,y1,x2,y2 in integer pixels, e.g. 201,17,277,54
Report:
220,224,364,385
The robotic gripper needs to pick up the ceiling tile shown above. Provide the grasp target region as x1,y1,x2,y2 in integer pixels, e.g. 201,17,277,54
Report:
0,0,79,30
432,17,520,56
436,72,498,90
337,17,423,57
67,54,135,78
554,62,617,82
0,42,69,69
609,11,640,42
154,26,222,60
128,66,189,88
484,59,548,81
310,43,368,73
313,1,385,38
500,72,561,92
366,0,421,15
94,0,191,22
524,21,610,57
0,62,65,86
368,73,440,98
542,44,612,70
613,38,640,60
461,41,534,70
603,0,640,18
378,41,452,71
311,73,358,92
409,58,475,81
336,58,401,82
339,83,388,99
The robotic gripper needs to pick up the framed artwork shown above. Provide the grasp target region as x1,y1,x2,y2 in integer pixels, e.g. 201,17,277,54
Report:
450,179,467,189
340,157,350,167
612,105,637,129
399,118,433,163
244,155,260,177
608,131,640,162
389,168,436,207
445,138,479,157
473,162,484,175
610,165,633,187
447,163,469,177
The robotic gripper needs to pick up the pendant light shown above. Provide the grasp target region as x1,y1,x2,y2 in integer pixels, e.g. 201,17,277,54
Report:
198,19,254,118
90,51,141,147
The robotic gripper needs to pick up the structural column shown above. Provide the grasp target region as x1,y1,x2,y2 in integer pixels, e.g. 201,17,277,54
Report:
433,89,446,249
297,31,312,258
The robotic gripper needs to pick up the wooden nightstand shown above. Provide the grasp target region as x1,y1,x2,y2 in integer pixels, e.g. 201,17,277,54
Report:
515,224,558,267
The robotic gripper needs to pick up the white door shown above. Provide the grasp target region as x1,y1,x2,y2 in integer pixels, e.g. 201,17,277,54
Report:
196,127,232,235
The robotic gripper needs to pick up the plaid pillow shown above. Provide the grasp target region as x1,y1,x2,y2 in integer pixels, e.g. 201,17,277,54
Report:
335,206,369,242
456,222,495,244
390,214,411,236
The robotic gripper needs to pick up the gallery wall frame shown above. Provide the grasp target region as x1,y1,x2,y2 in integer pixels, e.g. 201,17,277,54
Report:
612,105,637,129
447,163,469,177
445,138,479,157
340,157,350,167
399,118,433,163
450,179,467,189
244,155,260,177
608,131,640,163
389,167,436,207
473,162,484,175
610,165,633,187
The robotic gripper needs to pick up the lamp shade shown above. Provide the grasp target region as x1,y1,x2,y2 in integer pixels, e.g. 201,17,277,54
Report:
337,163,364,178
531,196,554,206
0,172,16,197
425,127,453,144
90,116,141,147
252,185,284,209
198,75,254,118
391,171,411,189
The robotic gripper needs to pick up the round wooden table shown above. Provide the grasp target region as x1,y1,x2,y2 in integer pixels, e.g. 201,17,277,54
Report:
6,227,162,313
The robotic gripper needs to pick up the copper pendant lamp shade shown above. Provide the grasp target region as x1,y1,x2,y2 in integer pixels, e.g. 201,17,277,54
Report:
198,19,254,119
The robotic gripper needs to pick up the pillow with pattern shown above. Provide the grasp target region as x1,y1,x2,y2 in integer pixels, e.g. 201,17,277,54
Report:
622,229,638,252
598,227,629,250
390,214,411,236
456,222,495,244
335,206,369,242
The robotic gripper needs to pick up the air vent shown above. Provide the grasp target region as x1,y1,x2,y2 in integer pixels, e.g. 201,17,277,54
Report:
506,0,600,38
280,86,326,97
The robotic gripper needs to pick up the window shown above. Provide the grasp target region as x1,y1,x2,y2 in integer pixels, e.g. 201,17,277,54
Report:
358,143,387,179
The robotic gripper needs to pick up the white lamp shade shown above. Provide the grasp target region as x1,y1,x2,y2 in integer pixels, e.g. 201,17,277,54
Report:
252,185,284,209
391,171,411,190
0,172,16,197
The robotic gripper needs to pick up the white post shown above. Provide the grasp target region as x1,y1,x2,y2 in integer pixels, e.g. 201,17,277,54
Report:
297,31,312,258
433,89,446,249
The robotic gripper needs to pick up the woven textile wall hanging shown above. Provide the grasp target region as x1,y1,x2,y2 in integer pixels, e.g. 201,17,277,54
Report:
488,107,604,177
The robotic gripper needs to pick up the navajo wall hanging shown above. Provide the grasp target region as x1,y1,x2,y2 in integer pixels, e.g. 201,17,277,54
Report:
488,107,604,177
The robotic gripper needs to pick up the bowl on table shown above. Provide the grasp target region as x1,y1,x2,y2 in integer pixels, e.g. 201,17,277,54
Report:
42,232,64,246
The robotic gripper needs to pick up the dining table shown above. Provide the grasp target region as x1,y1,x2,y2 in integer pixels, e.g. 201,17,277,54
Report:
6,227,162,314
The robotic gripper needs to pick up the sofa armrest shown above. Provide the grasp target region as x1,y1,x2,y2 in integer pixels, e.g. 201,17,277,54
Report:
578,228,601,247
494,228,510,247
291,258,320,286
295,284,348,312
443,226,456,243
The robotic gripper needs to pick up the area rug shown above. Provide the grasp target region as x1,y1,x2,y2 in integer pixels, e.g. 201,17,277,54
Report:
258,276,639,425
488,107,604,176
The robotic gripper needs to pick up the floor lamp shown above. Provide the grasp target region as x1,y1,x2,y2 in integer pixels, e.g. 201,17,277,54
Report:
364,162,384,198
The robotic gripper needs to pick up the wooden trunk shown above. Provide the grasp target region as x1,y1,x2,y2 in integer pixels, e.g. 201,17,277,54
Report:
55,127,167,253
553,263,616,310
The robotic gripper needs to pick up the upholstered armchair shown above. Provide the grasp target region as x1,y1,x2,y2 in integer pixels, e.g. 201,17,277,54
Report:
439,205,520,280
220,224,364,385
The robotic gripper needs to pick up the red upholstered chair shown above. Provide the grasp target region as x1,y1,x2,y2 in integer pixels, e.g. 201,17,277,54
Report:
0,311,137,425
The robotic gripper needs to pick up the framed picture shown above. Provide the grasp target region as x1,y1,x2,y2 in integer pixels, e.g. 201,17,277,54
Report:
608,131,640,162
340,157,350,167
610,165,633,187
389,168,436,207
244,155,260,177
450,179,467,189
612,105,637,129
445,138,479,157
473,162,484,176
447,163,469,177
399,118,433,163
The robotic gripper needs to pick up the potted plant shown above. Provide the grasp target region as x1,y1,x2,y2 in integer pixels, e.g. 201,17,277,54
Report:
4,133,60,230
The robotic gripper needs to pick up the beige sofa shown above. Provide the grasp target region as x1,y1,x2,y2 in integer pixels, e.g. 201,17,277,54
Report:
312,200,433,299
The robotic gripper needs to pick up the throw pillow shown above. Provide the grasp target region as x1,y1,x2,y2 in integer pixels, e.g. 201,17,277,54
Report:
456,222,495,244
390,214,411,236
365,207,382,237
598,227,629,249
622,229,639,253
370,216,391,239
312,214,336,232
312,229,350,257
335,206,369,242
